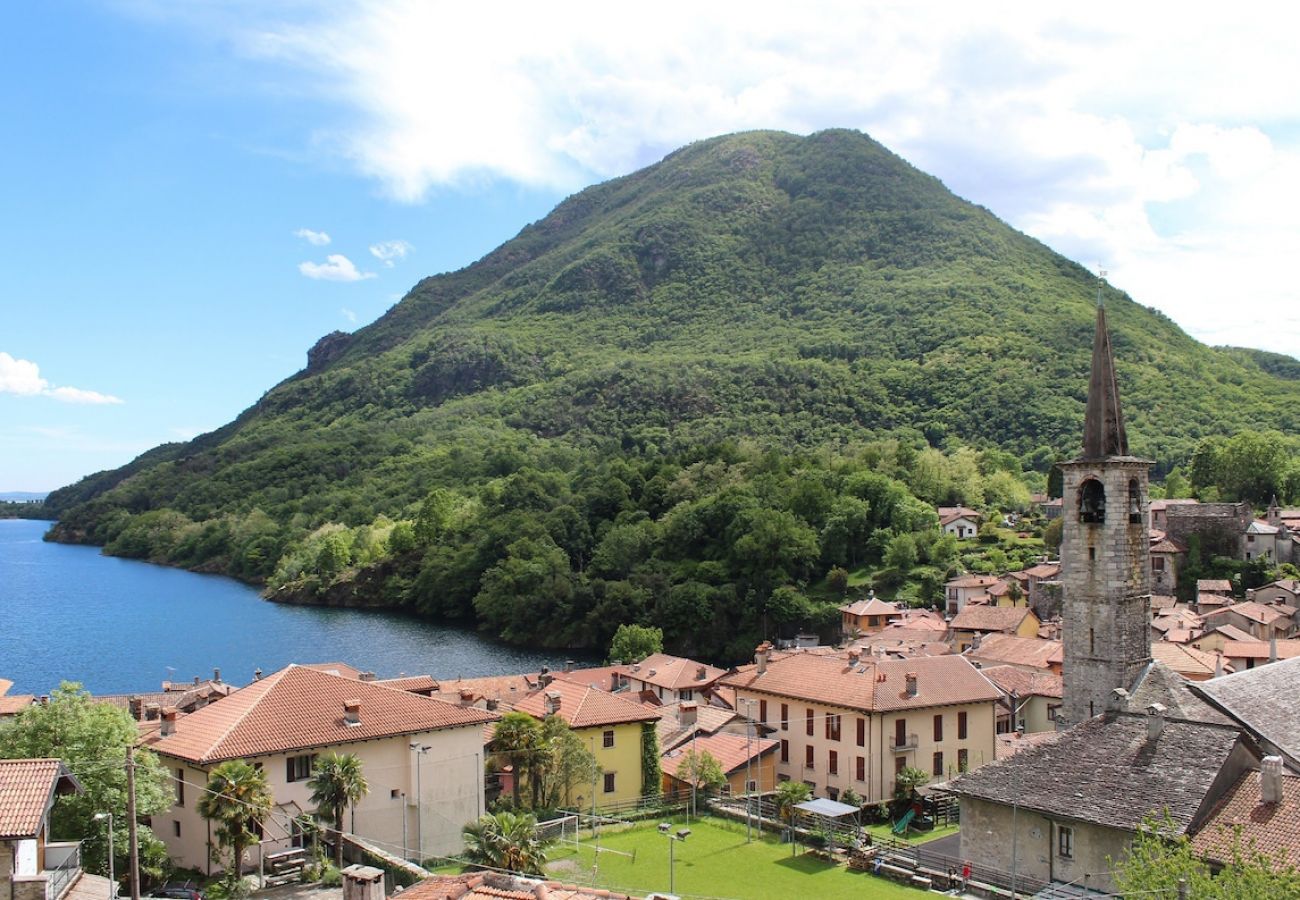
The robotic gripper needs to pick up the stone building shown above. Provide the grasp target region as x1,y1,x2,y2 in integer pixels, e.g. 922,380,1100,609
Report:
1058,305,1153,724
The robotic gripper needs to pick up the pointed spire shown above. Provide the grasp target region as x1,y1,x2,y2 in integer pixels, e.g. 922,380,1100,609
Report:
1082,305,1128,458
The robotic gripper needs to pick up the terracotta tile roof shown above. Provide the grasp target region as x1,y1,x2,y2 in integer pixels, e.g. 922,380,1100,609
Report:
655,701,743,751
1206,602,1292,626
149,665,497,765
300,662,367,679
965,634,1062,671
1150,537,1187,553
661,731,780,779
1192,769,1300,870
849,632,952,660
0,678,12,695
1197,579,1235,593
1209,623,1261,643
950,713,1247,833
0,758,80,838
994,730,1062,760
0,694,36,716
552,665,626,692
979,666,1063,699
1195,594,1234,609
1149,595,1178,611
396,872,637,900
895,609,949,632
1194,656,1300,766
373,675,439,694
838,596,900,617
950,606,1037,633
433,673,539,706
720,653,1001,713
1021,563,1061,579
1221,640,1300,661
1152,642,1232,678
622,654,727,691
946,574,1001,590
510,679,660,729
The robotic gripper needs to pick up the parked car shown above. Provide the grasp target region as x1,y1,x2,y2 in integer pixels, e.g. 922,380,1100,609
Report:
151,882,204,900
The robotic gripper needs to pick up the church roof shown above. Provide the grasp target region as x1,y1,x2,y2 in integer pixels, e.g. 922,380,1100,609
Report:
1082,304,1129,459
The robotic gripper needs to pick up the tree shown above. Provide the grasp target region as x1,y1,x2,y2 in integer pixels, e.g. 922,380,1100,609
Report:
641,722,662,799
1042,517,1063,553
894,766,930,799
462,811,550,875
774,780,811,823
826,566,849,595
0,682,172,883
197,760,272,881
1112,812,1300,899
535,717,598,809
307,753,369,867
491,713,545,808
608,623,663,663
676,748,725,815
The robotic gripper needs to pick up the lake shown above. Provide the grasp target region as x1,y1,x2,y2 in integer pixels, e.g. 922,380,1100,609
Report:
0,518,590,695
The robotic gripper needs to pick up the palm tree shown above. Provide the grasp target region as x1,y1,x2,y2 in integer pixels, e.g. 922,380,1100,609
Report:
462,811,549,875
197,760,273,883
490,712,544,808
307,753,369,867
774,780,811,823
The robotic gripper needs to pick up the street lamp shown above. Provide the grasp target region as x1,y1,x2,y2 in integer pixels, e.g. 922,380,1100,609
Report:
738,699,758,842
93,813,114,900
658,824,689,895
409,744,431,863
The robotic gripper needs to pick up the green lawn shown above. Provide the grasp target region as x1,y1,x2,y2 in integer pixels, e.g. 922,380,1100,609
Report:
866,821,960,844
541,815,931,899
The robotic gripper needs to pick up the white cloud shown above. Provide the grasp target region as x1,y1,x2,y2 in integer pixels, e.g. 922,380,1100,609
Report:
369,239,412,267
150,2,1300,354
294,227,331,245
340,307,357,323
298,254,375,282
0,352,124,404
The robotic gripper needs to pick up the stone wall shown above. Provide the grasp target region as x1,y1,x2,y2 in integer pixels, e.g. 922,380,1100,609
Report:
1166,503,1252,561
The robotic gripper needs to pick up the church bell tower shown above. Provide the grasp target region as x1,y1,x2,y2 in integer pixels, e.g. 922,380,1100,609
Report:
1059,302,1153,724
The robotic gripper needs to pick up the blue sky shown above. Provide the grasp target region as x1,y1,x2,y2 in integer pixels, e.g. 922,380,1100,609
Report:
3,2,1298,492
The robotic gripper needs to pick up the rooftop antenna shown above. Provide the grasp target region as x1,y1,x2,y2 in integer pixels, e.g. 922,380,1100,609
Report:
1096,267,1108,309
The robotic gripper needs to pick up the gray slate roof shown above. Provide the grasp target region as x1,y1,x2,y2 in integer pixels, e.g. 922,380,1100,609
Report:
948,712,1245,833
1126,661,1232,725
1193,655,1300,768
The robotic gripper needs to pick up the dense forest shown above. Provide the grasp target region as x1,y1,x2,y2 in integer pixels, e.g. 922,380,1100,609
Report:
43,129,1300,659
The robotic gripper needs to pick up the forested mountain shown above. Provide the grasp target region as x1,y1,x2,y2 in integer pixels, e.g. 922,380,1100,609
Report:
44,129,1300,658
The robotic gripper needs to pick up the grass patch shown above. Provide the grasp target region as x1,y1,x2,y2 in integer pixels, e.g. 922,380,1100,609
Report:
866,822,960,845
538,814,931,899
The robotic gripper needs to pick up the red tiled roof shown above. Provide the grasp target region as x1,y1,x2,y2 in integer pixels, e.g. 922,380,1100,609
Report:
149,665,497,765
720,653,1000,713
661,731,779,779
1206,602,1291,626
1149,595,1179,611
950,606,1037,633
1021,563,1061,579
1208,624,1257,643
551,665,625,692
979,666,1063,699
839,596,901,617
373,675,439,693
300,662,366,679
1221,640,1300,661
1152,642,1231,678
622,654,727,691
1151,538,1187,554
1197,579,1234,593
894,610,949,632
1192,770,1300,870
0,694,36,716
0,758,80,838
510,679,660,729
965,634,1063,671
433,673,539,705
946,574,1001,589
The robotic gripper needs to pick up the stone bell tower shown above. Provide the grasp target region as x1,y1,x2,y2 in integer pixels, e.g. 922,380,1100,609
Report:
1059,304,1152,724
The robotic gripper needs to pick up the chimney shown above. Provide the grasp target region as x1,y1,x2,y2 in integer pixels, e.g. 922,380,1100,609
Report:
847,649,861,666
343,699,362,726
160,709,178,737
144,702,161,721
565,660,575,673
678,701,698,728
1146,702,1167,740
905,672,918,697
459,689,475,705
1108,687,1131,711
253,668,263,681
971,633,983,651
1214,653,1224,679
696,665,707,681
128,696,143,720
1270,633,1279,663
340,864,385,900
538,666,553,688
755,642,773,675
1262,755,1284,805
193,676,201,685
485,697,499,711
544,690,562,716
359,672,377,682
213,667,221,683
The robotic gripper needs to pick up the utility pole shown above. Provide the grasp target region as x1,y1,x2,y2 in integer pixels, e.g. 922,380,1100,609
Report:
739,699,755,841
125,749,140,900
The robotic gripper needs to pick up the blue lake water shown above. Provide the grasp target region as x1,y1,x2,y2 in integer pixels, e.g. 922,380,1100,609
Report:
0,518,589,695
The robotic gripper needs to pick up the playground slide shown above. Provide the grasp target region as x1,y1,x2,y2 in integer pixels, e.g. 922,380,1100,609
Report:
891,808,915,834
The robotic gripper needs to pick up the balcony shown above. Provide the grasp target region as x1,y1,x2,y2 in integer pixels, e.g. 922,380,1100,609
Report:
889,733,919,751
44,841,82,900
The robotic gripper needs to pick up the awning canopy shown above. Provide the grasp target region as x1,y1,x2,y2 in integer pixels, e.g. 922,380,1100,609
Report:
793,798,859,818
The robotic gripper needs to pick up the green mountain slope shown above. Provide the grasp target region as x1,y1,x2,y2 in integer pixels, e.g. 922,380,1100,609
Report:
43,130,1300,654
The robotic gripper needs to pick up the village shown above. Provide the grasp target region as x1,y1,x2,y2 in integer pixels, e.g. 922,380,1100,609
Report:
4,310,1299,900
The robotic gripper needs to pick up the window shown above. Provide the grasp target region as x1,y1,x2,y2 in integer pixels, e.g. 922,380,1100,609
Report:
806,708,814,736
781,703,789,731
1058,825,1074,859
1128,478,1142,524
603,773,616,794
828,750,838,775
759,699,767,723
173,821,181,838
894,757,906,781
746,779,757,792
856,717,866,747
957,711,968,740
681,690,693,700
780,740,789,763
176,768,184,806
932,752,944,777
805,746,815,769
957,749,969,772
1048,704,1061,722
894,718,906,746
933,714,944,742
825,713,841,741
286,753,316,783
1153,556,1165,571
1079,479,1106,523
602,729,615,749
856,756,865,782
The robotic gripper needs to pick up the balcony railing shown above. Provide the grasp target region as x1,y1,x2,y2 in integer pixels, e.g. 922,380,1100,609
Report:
44,841,82,900
889,733,919,751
